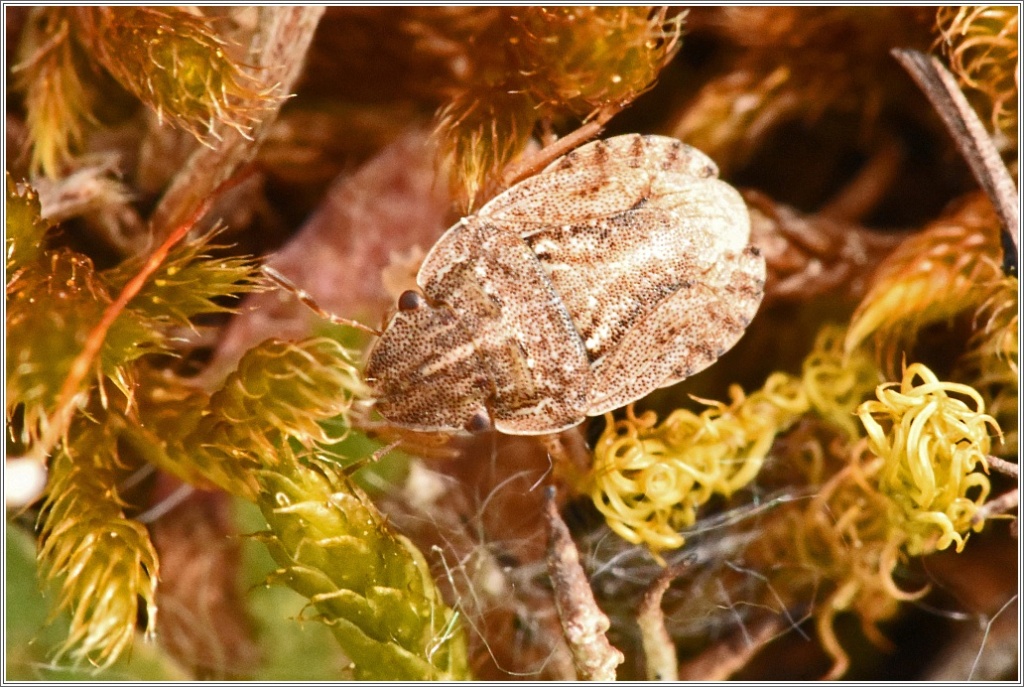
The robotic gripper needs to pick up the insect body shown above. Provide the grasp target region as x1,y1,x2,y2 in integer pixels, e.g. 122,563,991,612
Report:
365,134,766,435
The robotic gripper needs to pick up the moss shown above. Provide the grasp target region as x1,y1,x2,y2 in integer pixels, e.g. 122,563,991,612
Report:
6,6,1016,681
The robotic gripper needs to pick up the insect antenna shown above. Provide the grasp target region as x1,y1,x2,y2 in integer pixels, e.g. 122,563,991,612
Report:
261,265,382,336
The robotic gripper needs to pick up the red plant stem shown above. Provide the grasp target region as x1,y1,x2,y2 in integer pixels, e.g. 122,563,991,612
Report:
28,171,251,465
500,104,622,189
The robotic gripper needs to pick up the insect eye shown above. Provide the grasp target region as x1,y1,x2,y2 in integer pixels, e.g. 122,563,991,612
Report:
398,289,424,311
464,411,492,433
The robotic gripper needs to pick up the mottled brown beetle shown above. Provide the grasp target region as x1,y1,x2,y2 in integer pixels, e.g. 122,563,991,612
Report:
365,134,766,435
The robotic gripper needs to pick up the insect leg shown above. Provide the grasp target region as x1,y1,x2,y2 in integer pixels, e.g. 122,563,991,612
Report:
261,264,381,336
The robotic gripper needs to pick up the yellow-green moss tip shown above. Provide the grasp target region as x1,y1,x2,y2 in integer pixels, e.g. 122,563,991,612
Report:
256,458,469,680
6,232,262,448
436,7,683,209
793,358,999,678
791,445,926,680
6,249,155,445
587,373,808,558
585,324,879,559
80,7,274,144
14,8,95,177
436,92,536,211
37,422,158,670
103,230,263,328
5,174,53,271
846,193,1004,362
957,276,1019,455
140,337,366,499
802,325,882,437
513,7,684,113
858,362,998,554
14,7,273,176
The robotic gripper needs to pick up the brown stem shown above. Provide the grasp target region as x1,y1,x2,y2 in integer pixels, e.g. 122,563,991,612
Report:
500,105,622,189
987,455,1019,478
892,49,1019,253
973,488,1019,527
544,487,624,680
637,565,689,681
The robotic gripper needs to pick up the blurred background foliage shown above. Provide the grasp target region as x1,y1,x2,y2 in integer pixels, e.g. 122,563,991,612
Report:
5,6,1018,681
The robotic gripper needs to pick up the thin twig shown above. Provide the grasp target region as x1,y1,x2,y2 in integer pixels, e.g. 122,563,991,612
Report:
892,49,1019,254
500,105,622,189
987,455,1019,478
544,487,624,680
972,455,1019,526
973,489,1019,527
637,565,689,680
675,617,784,681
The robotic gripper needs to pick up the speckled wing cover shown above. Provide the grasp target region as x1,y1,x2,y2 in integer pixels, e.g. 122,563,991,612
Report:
365,134,766,434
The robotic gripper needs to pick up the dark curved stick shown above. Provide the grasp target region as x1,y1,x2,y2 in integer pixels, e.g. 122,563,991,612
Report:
892,48,1019,268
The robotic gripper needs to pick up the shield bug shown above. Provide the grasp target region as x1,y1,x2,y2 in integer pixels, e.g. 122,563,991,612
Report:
364,134,766,435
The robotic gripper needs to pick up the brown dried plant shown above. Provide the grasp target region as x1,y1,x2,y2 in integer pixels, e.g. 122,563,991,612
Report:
937,5,1019,148
428,7,683,208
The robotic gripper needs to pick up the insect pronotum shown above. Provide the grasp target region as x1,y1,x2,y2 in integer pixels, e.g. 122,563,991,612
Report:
363,134,766,435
